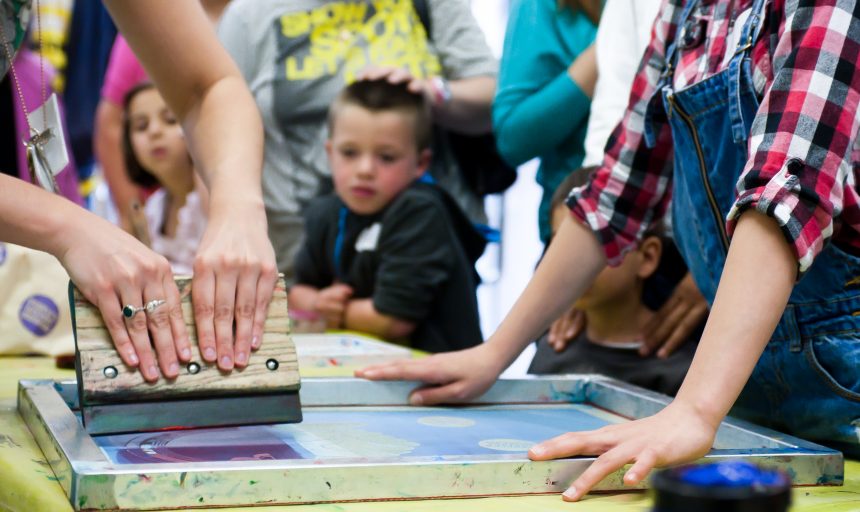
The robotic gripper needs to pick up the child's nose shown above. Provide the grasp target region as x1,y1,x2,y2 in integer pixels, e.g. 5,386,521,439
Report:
356,155,374,176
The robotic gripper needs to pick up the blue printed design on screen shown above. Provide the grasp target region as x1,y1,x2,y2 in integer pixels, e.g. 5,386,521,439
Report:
94,405,619,464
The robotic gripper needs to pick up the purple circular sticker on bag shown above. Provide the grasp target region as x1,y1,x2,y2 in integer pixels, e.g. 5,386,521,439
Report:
0,243,6,265
19,295,59,337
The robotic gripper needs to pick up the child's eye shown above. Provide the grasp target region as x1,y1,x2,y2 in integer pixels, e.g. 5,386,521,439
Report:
163,111,178,125
132,119,149,132
339,148,358,158
379,154,398,163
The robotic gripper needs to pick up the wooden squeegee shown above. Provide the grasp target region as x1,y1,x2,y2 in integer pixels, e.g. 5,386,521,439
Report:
70,276,302,435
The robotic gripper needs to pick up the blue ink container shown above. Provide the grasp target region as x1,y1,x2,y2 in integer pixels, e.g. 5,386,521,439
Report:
652,460,791,511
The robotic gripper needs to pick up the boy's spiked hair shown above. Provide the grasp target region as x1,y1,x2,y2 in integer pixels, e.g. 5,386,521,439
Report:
328,78,433,151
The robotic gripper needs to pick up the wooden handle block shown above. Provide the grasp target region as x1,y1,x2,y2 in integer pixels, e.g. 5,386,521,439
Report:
73,276,300,404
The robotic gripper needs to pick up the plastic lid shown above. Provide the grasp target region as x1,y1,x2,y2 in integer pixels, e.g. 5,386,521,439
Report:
652,461,791,511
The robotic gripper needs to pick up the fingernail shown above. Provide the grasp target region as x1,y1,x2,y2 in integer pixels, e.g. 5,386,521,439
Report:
181,348,192,359
530,445,545,457
361,369,376,379
148,365,158,377
236,352,247,364
562,487,578,500
221,356,233,367
409,394,423,406
169,362,179,375
204,348,216,361
128,352,139,365
251,336,260,349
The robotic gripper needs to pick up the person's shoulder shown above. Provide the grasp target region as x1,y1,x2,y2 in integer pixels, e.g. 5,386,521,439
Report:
386,182,449,218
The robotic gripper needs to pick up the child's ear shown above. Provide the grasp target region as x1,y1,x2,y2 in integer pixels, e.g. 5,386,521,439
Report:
415,148,432,177
637,236,663,279
325,139,333,161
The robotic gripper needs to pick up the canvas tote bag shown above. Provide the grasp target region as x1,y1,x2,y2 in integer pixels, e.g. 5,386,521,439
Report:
0,242,74,356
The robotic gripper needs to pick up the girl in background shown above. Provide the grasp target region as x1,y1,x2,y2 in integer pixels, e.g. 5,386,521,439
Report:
122,83,206,275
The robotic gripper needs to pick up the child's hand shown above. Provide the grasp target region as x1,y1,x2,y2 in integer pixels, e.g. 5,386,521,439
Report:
641,273,709,358
547,306,585,352
315,283,354,329
528,399,717,501
355,344,506,405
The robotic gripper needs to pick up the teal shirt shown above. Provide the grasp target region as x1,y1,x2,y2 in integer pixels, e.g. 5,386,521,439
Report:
493,0,597,242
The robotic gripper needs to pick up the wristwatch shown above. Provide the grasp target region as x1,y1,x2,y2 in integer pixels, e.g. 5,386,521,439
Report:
429,76,452,107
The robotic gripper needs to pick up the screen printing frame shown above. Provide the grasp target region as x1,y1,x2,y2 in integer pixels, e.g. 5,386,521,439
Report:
18,376,843,511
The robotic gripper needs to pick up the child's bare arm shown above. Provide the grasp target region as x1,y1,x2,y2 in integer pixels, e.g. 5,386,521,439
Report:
357,216,606,402
343,299,416,341
288,285,322,314
531,210,796,501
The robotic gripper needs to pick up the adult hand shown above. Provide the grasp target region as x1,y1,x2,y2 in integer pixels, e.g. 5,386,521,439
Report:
61,220,191,383
315,283,354,329
641,273,709,358
547,305,585,352
528,400,717,501
355,344,506,405
191,203,278,371
356,66,432,101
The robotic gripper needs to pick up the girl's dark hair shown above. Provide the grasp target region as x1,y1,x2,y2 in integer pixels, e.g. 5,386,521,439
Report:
122,82,160,188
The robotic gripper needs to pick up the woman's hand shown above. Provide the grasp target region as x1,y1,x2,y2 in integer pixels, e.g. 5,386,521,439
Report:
641,273,709,358
356,343,507,405
529,399,717,501
60,218,191,383
191,202,278,371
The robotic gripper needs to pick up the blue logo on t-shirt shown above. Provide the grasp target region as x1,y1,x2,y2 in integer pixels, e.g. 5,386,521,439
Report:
0,243,7,266
19,295,60,337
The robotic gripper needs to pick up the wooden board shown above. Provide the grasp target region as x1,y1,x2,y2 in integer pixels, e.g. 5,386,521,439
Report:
72,277,300,404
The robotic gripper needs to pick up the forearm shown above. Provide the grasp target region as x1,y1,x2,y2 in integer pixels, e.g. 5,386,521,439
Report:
674,211,796,427
105,0,266,217
567,44,597,98
494,72,591,166
0,175,102,258
94,100,137,231
485,216,605,370
344,299,416,340
434,75,495,134
288,285,320,313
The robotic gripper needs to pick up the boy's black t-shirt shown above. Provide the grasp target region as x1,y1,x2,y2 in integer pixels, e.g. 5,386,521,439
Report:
294,182,485,353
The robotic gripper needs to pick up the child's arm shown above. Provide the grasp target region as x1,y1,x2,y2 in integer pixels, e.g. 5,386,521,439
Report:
343,299,416,341
530,211,796,500
357,216,606,401
287,285,322,315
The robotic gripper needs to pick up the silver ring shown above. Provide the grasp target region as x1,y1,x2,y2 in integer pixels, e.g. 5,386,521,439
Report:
144,299,166,313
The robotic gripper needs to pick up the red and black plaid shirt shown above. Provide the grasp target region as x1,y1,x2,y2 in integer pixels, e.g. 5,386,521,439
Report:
569,0,860,275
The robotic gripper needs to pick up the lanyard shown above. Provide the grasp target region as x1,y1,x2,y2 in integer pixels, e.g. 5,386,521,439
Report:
333,206,348,280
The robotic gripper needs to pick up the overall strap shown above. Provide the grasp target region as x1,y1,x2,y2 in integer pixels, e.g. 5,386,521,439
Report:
643,0,700,148
727,0,768,144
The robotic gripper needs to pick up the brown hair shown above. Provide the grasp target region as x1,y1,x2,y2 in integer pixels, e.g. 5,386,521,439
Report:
328,79,433,151
121,82,160,188
558,0,602,24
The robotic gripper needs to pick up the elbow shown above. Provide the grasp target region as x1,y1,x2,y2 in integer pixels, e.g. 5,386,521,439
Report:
494,128,529,167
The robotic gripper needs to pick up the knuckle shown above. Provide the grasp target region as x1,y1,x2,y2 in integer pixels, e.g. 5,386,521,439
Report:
193,302,215,318
235,302,255,319
214,304,234,321
147,311,171,329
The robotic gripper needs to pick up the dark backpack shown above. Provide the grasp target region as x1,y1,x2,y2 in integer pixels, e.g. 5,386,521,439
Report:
412,0,517,196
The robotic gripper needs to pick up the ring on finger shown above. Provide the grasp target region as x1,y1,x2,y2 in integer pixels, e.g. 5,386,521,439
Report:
122,304,143,319
144,299,166,313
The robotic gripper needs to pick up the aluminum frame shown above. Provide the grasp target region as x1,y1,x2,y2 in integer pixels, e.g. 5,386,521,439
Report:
18,376,843,511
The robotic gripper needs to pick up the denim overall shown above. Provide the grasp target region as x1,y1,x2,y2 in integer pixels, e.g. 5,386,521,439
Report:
644,0,860,453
